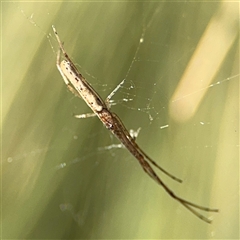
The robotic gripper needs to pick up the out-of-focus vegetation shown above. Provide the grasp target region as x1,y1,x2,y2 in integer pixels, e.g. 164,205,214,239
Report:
2,1,239,239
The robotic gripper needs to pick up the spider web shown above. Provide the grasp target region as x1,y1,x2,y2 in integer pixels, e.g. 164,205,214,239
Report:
3,2,239,239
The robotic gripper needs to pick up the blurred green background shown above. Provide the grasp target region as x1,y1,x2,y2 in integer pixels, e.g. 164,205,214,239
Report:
2,1,239,239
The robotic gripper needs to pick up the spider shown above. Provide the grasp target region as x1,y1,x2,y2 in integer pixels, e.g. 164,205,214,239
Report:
52,25,218,223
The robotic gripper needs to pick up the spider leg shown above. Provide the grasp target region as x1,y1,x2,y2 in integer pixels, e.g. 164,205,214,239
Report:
134,142,183,183
75,113,96,119
112,112,182,183
140,159,218,223
105,79,125,109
